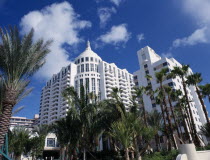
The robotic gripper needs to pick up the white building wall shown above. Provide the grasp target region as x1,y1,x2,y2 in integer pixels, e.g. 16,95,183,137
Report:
39,42,134,124
134,46,207,133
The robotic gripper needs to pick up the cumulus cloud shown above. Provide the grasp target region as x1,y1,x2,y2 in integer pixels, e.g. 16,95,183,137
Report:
161,52,173,58
98,7,116,28
172,0,210,48
173,27,208,47
136,33,145,43
110,0,123,6
97,24,131,46
20,2,91,80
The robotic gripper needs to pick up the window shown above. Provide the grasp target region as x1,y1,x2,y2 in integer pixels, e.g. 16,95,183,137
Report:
154,67,156,71
77,66,80,73
91,64,94,71
134,76,138,80
91,57,93,61
168,82,173,87
142,54,146,60
92,78,95,93
78,59,80,64
163,62,168,66
85,57,89,61
81,64,84,72
152,103,156,108
81,58,84,62
145,70,149,74
86,64,89,72
86,78,89,93
95,64,98,72
144,64,148,68
47,138,55,147
80,79,83,86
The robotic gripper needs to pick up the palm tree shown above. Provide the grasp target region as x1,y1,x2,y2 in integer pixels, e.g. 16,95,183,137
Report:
109,117,133,160
173,90,192,143
147,110,162,151
171,65,200,145
62,85,108,160
186,73,210,123
155,68,177,149
164,86,182,142
0,26,51,149
134,86,147,125
200,83,210,103
200,123,210,138
8,126,30,160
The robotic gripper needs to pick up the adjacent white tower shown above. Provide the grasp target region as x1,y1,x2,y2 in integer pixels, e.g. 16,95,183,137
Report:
134,46,207,133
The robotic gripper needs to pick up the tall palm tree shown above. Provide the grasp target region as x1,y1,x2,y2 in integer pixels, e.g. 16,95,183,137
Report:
164,86,182,142
63,85,109,160
134,86,147,125
109,116,133,160
186,73,210,123
155,68,177,149
8,126,30,160
200,83,210,103
199,123,210,138
0,26,51,149
147,110,162,151
173,90,192,143
171,65,200,145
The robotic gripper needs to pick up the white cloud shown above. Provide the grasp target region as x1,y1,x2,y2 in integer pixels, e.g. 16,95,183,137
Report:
161,52,173,58
110,0,123,6
136,33,145,43
20,2,91,80
173,27,208,47
98,7,116,28
172,0,210,48
97,24,131,45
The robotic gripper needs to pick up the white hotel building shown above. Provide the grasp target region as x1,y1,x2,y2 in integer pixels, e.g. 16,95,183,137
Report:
134,46,207,135
39,41,135,124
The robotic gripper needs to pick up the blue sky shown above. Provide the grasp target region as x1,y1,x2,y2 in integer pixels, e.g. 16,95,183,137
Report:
1,0,210,118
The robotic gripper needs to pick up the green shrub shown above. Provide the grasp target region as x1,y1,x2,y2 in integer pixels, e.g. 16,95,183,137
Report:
142,150,178,160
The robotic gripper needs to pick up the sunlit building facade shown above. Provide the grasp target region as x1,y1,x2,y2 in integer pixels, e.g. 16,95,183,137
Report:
39,41,135,124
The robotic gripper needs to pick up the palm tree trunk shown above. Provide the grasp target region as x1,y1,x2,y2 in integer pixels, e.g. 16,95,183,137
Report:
181,106,193,143
83,148,86,160
159,102,171,150
160,84,177,149
125,148,130,160
0,89,16,148
168,96,182,143
195,86,210,123
142,104,147,126
182,79,200,146
133,136,141,160
155,134,160,152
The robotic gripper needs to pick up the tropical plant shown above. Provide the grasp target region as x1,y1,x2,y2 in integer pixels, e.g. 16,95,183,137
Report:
30,125,50,159
134,86,147,125
0,26,51,149
155,68,177,149
8,127,30,160
186,73,210,123
199,123,210,138
171,65,200,145
200,83,210,102
164,86,182,141
147,110,162,151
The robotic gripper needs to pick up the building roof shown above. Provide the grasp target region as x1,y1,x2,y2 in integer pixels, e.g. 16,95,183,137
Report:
74,41,102,61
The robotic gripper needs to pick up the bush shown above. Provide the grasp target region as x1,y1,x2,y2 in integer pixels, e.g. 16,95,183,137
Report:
142,150,178,160
196,144,210,151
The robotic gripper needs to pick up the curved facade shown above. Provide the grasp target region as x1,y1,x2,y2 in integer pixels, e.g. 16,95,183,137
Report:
39,41,135,124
